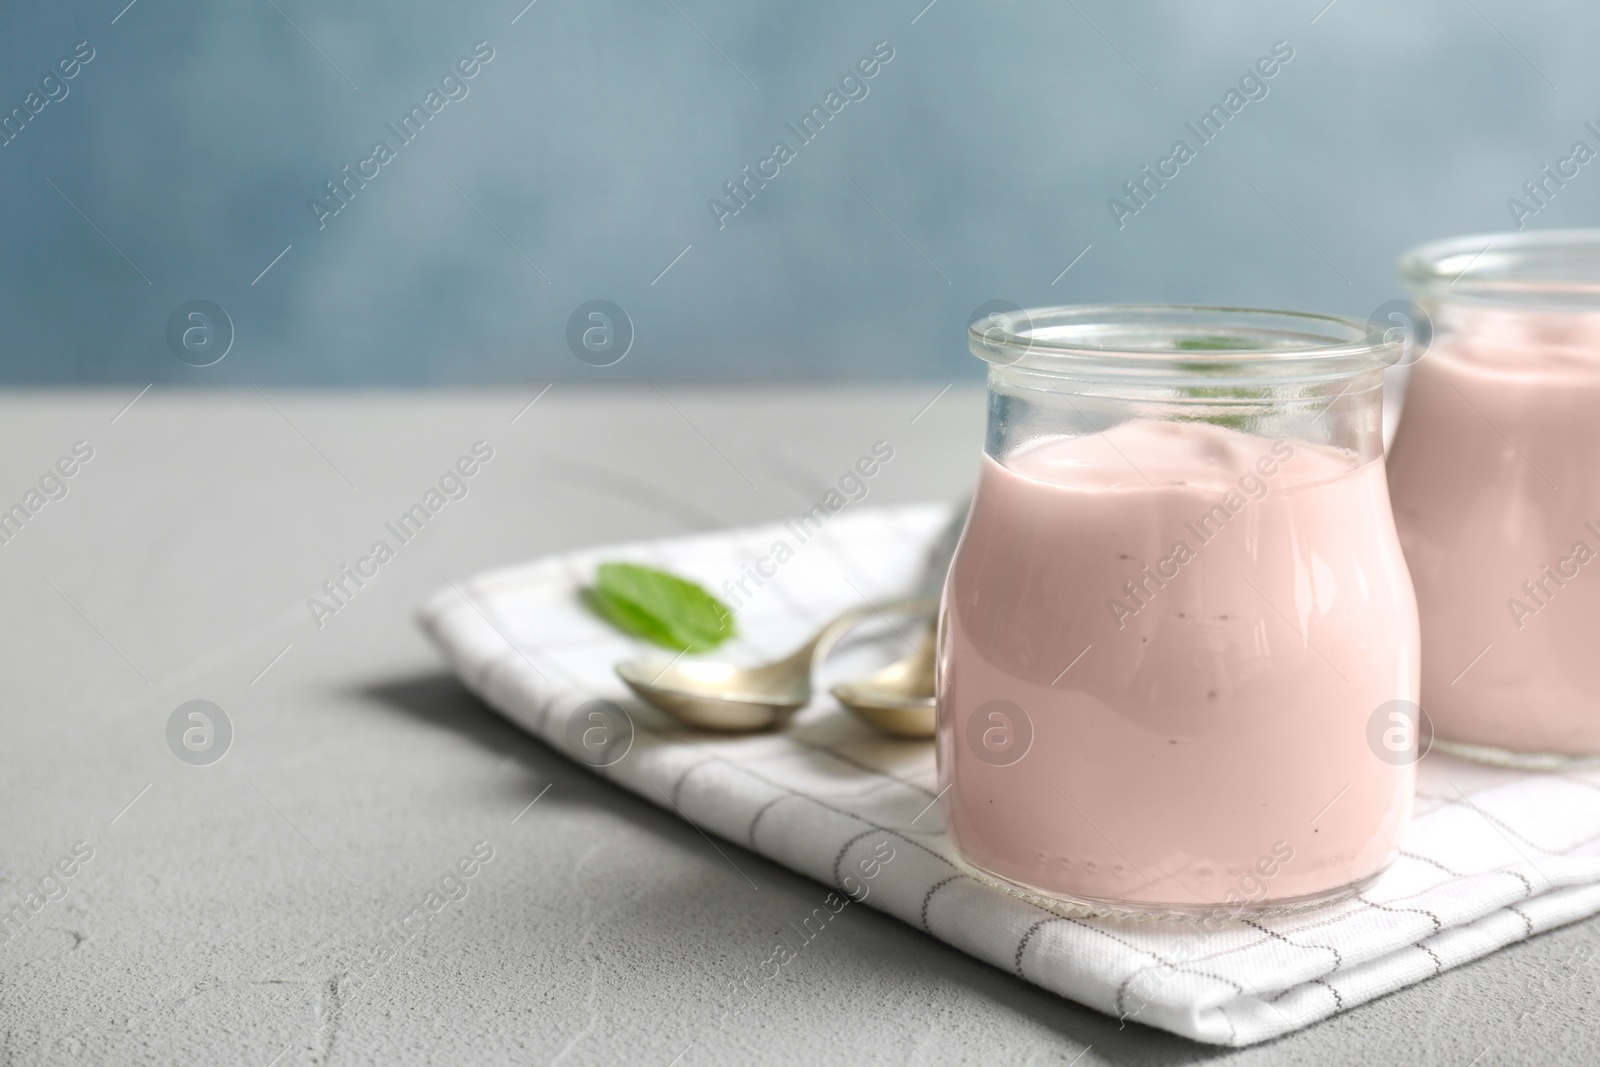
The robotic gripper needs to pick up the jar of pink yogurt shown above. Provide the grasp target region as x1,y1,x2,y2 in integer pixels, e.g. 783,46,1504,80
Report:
1388,230,1600,767
938,305,1418,918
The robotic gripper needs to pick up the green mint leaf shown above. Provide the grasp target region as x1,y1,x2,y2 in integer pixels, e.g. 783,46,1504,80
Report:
1172,349,1268,430
1174,334,1270,355
1174,337,1244,351
583,562,736,651
581,586,681,649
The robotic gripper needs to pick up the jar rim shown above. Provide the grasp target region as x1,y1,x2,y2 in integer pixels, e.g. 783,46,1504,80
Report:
967,304,1396,380
1400,229,1600,309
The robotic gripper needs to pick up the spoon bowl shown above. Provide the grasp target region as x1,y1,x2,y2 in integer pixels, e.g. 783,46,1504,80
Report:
831,617,937,739
615,658,807,732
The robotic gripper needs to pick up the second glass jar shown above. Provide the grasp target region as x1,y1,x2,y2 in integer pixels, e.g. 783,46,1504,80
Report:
1388,230,1600,767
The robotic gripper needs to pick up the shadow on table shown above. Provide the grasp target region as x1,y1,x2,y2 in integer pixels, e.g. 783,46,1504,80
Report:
360,670,1254,1067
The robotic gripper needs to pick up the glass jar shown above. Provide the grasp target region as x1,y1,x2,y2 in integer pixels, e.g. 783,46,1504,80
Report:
1388,230,1600,767
936,305,1417,918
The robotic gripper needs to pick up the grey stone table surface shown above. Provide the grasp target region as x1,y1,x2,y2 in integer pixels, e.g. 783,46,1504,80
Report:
3,386,1597,1067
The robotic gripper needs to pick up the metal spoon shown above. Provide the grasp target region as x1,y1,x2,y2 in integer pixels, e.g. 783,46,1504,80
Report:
830,503,966,739
615,597,935,732
830,616,937,738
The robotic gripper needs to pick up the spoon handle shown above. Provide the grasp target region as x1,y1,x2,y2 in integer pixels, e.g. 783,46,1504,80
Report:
773,502,964,682
806,596,937,668
747,596,936,686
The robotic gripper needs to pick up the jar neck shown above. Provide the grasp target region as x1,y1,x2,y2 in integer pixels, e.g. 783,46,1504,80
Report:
1422,299,1600,366
985,365,1386,465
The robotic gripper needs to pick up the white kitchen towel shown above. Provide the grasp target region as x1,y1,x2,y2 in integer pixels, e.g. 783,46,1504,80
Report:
417,501,1600,1046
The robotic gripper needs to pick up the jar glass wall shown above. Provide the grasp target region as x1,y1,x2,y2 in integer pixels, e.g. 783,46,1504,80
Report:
1388,230,1600,767
936,306,1418,918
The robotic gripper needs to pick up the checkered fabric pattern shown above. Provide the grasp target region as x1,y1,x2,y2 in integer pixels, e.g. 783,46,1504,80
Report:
418,501,1600,1046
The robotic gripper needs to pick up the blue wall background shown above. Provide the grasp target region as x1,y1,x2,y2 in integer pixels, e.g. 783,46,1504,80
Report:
1,0,1595,384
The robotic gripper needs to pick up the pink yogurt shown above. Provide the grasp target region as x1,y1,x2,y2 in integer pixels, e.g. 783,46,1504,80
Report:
937,419,1418,911
1387,308,1600,757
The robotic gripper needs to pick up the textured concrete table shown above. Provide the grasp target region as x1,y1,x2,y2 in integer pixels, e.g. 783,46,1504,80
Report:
3,387,1597,1066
